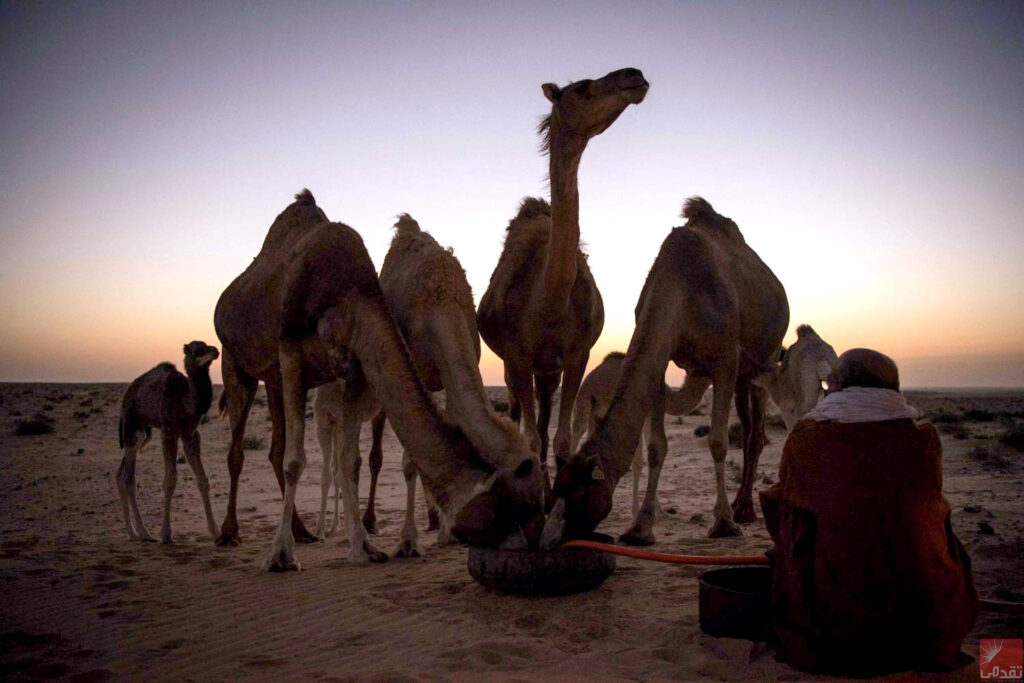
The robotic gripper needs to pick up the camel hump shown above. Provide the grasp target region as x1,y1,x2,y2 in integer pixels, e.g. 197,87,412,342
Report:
393,213,422,236
602,350,626,362
513,197,551,224
796,324,820,340
294,188,317,205
681,196,717,221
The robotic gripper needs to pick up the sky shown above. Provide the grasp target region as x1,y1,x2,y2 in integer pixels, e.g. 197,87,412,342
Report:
1,1,1022,388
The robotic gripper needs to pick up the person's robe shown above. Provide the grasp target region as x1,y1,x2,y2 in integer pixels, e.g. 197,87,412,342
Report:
759,418,978,674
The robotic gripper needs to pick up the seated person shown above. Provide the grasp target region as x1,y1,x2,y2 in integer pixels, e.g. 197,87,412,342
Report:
759,348,978,675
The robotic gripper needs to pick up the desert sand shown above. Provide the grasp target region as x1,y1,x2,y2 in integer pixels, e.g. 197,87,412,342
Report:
1,382,1021,681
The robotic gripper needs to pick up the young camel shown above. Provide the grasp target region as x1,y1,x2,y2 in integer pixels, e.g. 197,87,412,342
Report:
571,324,837,543
478,68,648,480
543,197,789,547
214,190,544,571
312,379,383,540
117,341,220,543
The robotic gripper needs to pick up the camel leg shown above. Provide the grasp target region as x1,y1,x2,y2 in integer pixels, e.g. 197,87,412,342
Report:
552,354,587,471
117,438,155,541
394,450,423,558
732,381,767,524
620,392,666,546
217,349,257,546
315,416,335,539
338,396,386,563
631,420,647,519
362,409,385,535
265,375,318,544
181,429,218,541
507,364,540,456
535,373,559,468
708,361,741,538
158,430,179,544
263,342,306,572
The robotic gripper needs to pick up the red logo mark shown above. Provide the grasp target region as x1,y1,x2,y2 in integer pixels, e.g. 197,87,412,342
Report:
981,639,1023,680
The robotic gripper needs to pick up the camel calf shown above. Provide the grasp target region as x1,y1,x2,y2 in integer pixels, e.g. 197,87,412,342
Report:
117,341,220,543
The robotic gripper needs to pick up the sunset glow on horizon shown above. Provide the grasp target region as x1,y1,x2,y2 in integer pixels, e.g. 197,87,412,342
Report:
2,2,1022,388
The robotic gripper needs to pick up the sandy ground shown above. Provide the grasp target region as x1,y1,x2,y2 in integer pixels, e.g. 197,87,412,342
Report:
1,382,1021,681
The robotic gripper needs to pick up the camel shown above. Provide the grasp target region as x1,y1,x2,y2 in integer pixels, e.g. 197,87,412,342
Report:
477,68,648,479
571,325,837,543
214,190,544,571
543,197,790,547
116,341,220,543
378,214,536,554
312,379,383,541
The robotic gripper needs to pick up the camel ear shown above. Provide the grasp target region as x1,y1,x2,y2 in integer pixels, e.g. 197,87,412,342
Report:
183,344,188,355
590,460,605,481
542,83,562,103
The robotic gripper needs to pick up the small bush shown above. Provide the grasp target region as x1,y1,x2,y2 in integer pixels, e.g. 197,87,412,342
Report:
16,418,54,436
998,422,1024,451
242,435,265,451
928,410,962,424
963,409,995,422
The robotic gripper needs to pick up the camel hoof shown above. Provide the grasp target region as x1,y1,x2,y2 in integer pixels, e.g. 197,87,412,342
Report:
292,525,319,545
708,518,742,538
732,506,757,524
215,534,241,547
393,541,421,559
362,543,389,563
619,528,656,546
265,553,301,573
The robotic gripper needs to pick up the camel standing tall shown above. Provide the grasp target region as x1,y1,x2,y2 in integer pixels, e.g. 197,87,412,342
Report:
376,214,536,554
117,341,220,543
214,190,544,571
543,197,789,547
571,324,836,544
477,68,648,477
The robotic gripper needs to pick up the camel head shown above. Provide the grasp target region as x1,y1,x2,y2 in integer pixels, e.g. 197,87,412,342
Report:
541,67,648,142
182,341,219,371
539,446,614,549
449,456,546,548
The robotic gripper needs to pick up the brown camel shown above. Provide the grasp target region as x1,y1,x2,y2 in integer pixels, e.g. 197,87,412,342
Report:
379,214,537,553
543,197,790,547
214,190,544,571
572,324,835,545
477,68,648,478
117,341,220,543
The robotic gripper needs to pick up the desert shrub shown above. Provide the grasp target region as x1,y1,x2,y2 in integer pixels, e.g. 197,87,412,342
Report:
927,410,961,424
694,425,710,438
242,435,266,451
963,409,996,422
969,444,1015,470
998,422,1024,451
16,417,54,436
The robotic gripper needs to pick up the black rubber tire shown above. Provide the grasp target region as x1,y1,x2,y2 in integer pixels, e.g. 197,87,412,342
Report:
467,544,616,596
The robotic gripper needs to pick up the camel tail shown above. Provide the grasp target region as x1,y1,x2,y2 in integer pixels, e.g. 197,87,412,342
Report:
294,188,317,205
796,324,820,340
393,213,421,236
681,196,716,221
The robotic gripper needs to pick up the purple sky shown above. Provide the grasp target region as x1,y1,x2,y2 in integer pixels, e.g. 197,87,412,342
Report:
1,1,1022,386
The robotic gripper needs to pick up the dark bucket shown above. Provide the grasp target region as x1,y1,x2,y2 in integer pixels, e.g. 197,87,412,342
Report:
467,533,616,596
698,566,772,641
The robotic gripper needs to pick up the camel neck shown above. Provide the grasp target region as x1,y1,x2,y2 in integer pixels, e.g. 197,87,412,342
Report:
185,365,214,418
428,310,523,465
330,299,493,514
537,131,587,317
